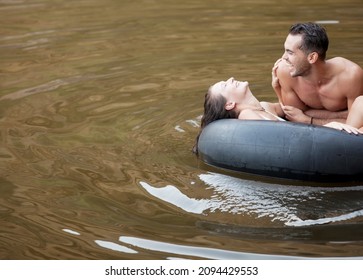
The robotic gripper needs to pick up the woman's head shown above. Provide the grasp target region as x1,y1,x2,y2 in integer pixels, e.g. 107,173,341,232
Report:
193,77,248,154
201,77,250,129
201,86,238,129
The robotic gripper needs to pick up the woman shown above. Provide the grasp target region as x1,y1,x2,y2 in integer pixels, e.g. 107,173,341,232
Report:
193,77,363,154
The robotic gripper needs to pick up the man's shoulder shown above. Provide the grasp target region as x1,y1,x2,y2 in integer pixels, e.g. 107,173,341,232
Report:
329,57,362,71
329,57,363,80
329,57,363,97
276,60,293,79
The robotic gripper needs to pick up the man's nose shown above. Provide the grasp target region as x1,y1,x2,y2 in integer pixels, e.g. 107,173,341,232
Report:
282,52,288,60
227,77,234,83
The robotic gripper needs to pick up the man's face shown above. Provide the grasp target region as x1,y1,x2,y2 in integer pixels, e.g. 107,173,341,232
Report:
282,34,311,77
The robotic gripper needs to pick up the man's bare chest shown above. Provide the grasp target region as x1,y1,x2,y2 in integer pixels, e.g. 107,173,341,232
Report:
292,82,347,111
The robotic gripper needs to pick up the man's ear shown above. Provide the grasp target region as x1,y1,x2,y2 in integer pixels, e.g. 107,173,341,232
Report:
225,101,236,111
308,52,318,64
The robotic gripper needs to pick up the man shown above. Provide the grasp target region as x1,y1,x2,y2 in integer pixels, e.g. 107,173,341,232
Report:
272,22,363,131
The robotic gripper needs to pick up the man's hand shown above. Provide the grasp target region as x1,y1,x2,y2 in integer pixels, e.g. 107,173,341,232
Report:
324,122,362,135
271,58,282,90
280,104,311,123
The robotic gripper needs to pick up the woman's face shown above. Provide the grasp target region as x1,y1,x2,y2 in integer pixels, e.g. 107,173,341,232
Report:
210,77,249,103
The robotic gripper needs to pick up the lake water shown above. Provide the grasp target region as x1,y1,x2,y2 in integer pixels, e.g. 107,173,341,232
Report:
1,0,363,259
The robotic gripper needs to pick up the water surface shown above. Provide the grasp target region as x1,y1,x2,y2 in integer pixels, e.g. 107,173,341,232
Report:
1,0,363,259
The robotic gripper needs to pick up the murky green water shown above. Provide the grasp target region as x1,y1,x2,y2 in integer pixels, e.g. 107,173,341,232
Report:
1,0,363,259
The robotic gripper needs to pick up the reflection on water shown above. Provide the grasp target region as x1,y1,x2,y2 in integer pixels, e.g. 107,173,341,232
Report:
140,181,210,214
117,236,303,260
1,0,363,259
141,172,363,227
95,240,138,255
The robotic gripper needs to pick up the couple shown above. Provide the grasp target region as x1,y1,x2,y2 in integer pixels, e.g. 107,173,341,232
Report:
194,22,363,154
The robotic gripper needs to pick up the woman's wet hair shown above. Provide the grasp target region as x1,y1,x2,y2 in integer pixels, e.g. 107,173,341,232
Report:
193,87,238,154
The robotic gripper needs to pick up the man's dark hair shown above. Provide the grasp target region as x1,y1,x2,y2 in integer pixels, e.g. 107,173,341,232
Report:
289,22,329,60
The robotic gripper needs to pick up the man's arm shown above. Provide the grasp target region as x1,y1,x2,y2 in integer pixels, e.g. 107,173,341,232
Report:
281,105,348,125
260,102,285,118
272,59,308,110
346,62,363,110
304,109,348,119
271,59,283,102
304,109,347,125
